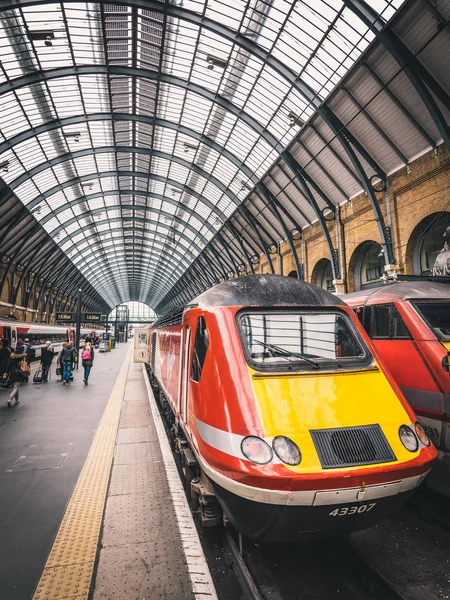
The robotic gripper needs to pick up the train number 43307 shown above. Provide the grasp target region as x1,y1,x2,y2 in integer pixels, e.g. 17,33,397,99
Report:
329,503,376,517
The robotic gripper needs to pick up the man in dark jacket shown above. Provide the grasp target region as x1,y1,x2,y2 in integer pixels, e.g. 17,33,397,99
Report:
40,340,55,383
61,342,78,385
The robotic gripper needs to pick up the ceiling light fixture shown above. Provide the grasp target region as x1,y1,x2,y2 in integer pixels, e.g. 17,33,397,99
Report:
28,30,55,44
240,180,252,191
287,111,304,128
183,143,198,153
64,131,81,142
206,54,228,71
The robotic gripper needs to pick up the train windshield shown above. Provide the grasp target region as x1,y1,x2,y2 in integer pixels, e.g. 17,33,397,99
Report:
238,310,371,372
413,302,450,341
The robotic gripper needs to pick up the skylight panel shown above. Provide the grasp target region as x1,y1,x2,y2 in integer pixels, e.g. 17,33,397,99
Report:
0,95,29,137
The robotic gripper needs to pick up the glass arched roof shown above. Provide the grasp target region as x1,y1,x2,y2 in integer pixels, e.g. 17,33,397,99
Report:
0,0,408,308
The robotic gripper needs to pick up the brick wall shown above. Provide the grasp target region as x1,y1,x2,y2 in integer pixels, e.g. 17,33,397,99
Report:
238,144,449,292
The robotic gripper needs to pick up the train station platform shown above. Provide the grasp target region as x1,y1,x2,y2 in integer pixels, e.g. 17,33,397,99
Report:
0,343,216,600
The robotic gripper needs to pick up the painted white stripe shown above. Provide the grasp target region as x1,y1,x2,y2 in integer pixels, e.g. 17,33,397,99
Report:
196,418,283,464
196,418,245,459
142,365,218,600
191,446,429,506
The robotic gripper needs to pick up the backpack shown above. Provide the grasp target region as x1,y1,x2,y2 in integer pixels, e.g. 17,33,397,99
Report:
82,348,91,361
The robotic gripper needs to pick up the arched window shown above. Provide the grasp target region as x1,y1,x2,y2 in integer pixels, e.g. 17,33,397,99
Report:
312,259,334,291
287,270,298,278
408,212,450,275
349,241,385,291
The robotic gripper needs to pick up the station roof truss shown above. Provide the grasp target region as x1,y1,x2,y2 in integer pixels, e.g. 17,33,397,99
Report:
0,181,110,314
0,0,448,312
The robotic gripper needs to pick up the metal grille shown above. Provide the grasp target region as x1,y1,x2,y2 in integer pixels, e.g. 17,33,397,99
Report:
310,425,396,469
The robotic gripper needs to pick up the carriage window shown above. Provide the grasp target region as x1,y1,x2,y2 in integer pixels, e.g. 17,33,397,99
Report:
238,310,369,372
371,305,390,338
191,317,209,382
413,302,450,341
138,332,147,345
392,307,410,339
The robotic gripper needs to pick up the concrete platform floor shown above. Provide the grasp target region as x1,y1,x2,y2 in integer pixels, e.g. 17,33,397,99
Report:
0,343,130,600
92,362,194,599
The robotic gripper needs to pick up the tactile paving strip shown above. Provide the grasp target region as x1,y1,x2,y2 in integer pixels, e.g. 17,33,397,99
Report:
32,346,132,600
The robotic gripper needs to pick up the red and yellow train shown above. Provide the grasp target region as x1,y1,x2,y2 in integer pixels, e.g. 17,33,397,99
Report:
343,282,450,452
137,275,436,542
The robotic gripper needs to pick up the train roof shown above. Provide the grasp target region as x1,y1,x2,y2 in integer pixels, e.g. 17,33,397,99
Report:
341,281,450,306
0,319,69,330
189,274,345,309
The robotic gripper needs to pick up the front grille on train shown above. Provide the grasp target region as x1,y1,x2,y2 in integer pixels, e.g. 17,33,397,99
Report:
310,425,396,469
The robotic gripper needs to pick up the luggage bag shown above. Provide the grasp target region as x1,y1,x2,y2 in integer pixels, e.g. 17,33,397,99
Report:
33,368,43,383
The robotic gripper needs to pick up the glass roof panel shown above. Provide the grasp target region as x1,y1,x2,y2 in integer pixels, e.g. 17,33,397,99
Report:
0,0,406,306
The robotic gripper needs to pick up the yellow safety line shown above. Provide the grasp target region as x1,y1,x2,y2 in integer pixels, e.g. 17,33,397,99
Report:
32,345,132,600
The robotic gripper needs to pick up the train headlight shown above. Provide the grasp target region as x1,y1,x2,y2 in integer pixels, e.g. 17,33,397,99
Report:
241,436,273,464
399,425,419,452
272,436,302,466
414,422,431,446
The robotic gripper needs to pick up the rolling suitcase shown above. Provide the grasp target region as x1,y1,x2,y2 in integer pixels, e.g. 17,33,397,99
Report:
33,368,43,384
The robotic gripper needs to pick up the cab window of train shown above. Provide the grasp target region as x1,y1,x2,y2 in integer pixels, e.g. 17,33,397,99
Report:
239,311,368,372
413,302,450,341
191,317,209,382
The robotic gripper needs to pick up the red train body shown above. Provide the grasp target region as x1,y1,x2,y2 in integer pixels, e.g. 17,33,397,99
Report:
142,275,436,542
343,282,450,451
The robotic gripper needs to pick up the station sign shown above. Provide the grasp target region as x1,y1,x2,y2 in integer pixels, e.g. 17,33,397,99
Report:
83,312,102,322
56,312,76,322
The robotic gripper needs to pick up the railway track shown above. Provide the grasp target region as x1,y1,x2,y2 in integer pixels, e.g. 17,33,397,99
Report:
408,486,450,532
223,528,410,600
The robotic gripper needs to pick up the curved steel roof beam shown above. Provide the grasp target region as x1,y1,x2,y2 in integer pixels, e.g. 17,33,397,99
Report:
343,0,450,150
19,177,234,241
0,114,257,183
53,211,205,258
78,242,195,282
0,66,282,152
0,0,321,109
7,147,241,213
70,230,197,271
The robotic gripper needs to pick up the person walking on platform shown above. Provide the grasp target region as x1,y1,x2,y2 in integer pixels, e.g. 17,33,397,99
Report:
40,340,55,383
0,338,12,387
61,341,78,386
58,342,67,381
22,338,35,383
81,338,94,385
7,343,27,407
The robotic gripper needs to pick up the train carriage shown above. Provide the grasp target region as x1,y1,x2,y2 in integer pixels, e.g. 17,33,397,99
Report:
0,319,104,360
342,282,450,452
137,275,436,542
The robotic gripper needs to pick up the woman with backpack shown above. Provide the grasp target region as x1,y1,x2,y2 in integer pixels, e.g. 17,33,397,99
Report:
81,338,94,385
8,343,28,407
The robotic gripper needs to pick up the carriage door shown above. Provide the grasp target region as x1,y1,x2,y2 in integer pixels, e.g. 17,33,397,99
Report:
180,327,191,421
3,326,16,346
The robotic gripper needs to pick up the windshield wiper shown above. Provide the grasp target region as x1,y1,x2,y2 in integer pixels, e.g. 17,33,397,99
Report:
253,340,320,368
